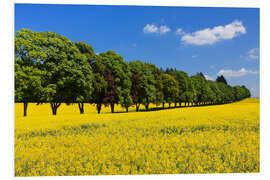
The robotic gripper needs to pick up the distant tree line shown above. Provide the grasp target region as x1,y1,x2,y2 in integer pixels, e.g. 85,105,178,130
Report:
15,29,251,116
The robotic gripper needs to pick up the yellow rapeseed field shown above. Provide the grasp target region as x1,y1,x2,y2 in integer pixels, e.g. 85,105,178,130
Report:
14,98,260,176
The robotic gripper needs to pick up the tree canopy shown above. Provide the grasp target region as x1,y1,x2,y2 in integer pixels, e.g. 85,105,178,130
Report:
15,29,251,116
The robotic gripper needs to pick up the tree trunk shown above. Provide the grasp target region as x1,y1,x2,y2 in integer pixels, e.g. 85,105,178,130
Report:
179,102,181,107
50,102,61,115
136,103,140,112
110,103,115,113
162,102,165,109
145,103,149,111
169,103,171,108
184,102,186,107
97,103,102,114
175,101,177,107
78,103,84,114
23,102,28,117
126,107,129,112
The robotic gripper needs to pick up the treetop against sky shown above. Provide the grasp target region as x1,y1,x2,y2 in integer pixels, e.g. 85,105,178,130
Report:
15,4,259,97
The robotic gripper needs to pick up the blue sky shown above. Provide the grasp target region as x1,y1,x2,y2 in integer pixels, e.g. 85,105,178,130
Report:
15,4,260,97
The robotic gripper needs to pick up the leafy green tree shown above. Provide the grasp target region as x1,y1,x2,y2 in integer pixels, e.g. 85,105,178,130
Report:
233,86,244,101
170,71,189,107
98,51,132,112
180,76,197,106
75,42,95,62
191,73,212,105
144,63,163,109
242,85,251,98
15,62,43,116
129,61,157,110
15,28,252,116
217,82,231,104
74,42,96,114
15,29,93,115
130,73,140,111
208,80,222,104
91,58,107,114
161,74,179,108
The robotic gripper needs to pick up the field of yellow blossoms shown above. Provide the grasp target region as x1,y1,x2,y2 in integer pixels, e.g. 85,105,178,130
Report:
14,98,260,176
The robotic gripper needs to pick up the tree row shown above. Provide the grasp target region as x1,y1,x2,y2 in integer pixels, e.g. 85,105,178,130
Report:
15,29,251,116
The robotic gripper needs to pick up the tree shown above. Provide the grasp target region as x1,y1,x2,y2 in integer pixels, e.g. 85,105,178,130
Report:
74,42,95,114
75,41,95,62
180,76,196,106
170,70,189,107
103,67,118,112
15,29,93,115
91,57,107,114
217,82,230,104
129,61,157,111
191,73,212,105
15,28,252,116
130,73,140,111
216,75,228,85
15,62,43,116
241,85,251,98
161,74,179,108
208,80,222,104
98,51,132,112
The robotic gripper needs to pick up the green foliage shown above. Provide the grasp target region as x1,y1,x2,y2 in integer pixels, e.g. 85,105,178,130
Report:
15,63,43,103
98,51,132,109
191,73,212,103
14,28,252,114
129,61,158,109
161,74,179,105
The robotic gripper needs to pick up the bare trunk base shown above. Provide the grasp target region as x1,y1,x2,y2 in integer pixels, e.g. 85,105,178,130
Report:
97,103,102,114
50,102,61,115
136,103,140,112
23,102,28,117
78,103,84,114
110,103,115,113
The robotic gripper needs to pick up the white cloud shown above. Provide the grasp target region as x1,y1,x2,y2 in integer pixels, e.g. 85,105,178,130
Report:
247,48,259,60
181,20,246,45
217,68,259,77
143,24,159,34
176,28,184,35
210,65,215,69
191,55,198,58
143,24,170,35
159,25,171,34
204,74,214,81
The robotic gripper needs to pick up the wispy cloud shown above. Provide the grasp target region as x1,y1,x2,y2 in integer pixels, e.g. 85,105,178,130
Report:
181,20,246,45
210,65,215,69
191,55,198,58
159,25,171,34
176,28,185,35
143,24,171,35
247,48,259,60
217,68,259,77
204,74,214,81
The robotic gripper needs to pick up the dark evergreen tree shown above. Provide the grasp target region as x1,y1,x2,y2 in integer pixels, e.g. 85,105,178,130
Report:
216,75,228,85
